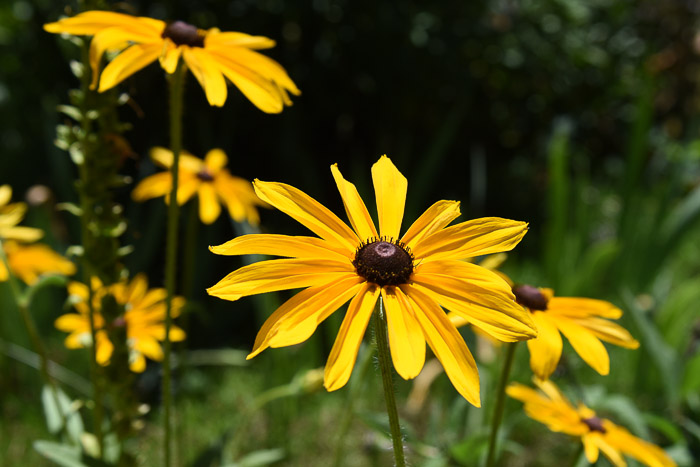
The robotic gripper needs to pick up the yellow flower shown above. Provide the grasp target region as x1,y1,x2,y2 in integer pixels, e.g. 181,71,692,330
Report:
507,379,676,467
512,285,639,379
44,11,300,111
208,155,537,406
55,274,186,372
0,185,43,242
132,147,265,225
0,240,76,284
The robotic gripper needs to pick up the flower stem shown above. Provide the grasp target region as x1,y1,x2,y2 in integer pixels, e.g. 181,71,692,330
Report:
373,297,406,467
163,60,185,467
486,342,518,467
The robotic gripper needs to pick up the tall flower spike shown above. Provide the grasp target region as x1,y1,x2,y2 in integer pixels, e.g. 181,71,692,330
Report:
132,147,266,225
208,155,537,406
44,11,300,111
507,379,676,467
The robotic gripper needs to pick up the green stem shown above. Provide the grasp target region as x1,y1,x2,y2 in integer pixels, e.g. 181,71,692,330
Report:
0,240,65,428
163,59,185,467
373,297,406,467
486,342,518,467
570,442,584,467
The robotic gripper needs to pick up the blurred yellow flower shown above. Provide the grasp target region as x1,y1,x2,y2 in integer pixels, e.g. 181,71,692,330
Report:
0,185,43,242
507,379,676,467
512,285,639,379
208,155,536,406
55,274,186,372
132,147,265,225
0,241,76,284
44,11,300,111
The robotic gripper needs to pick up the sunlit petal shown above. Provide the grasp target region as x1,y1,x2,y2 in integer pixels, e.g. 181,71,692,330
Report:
401,200,461,249
553,316,610,375
198,183,221,224
331,164,378,241
371,155,407,239
526,312,563,379
384,287,425,379
210,234,349,261
98,42,161,92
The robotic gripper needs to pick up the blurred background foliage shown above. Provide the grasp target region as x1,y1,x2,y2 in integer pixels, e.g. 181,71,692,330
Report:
1,0,700,465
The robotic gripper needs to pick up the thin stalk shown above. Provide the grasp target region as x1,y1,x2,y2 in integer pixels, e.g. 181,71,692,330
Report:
373,297,406,467
163,59,185,467
486,342,518,467
0,240,65,428
570,443,584,467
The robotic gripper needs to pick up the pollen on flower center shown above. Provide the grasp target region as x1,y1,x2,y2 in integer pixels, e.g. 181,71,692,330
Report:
197,168,215,182
352,237,414,287
513,284,549,311
582,416,607,433
162,21,205,47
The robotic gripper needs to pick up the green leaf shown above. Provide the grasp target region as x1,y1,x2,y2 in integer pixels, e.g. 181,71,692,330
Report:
57,105,83,122
221,448,285,467
41,385,84,444
56,203,84,217
33,440,86,467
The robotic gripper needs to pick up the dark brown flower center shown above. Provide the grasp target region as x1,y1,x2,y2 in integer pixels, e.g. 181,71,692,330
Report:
162,21,205,47
582,416,606,433
197,168,215,182
513,284,548,311
353,237,414,287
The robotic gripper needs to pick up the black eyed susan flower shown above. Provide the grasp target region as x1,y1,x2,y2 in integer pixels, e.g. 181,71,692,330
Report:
0,185,43,243
44,11,300,111
0,241,76,285
208,155,537,406
132,147,266,225
511,285,639,379
56,275,186,372
507,379,676,467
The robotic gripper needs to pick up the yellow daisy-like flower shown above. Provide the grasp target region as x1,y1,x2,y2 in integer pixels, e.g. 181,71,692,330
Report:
208,155,537,406
132,147,265,225
44,11,300,111
507,379,676,467
0,185,43,243
0,240,76,284
55,274,186,372
512,285,639,379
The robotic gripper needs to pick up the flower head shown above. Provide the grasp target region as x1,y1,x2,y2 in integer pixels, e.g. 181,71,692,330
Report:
507,379,676,467
0,185,43,242
511,285,639,379
56,274,186,372
0,241,76,284
44,11,300,111
132,147,265,225
208,155,537,406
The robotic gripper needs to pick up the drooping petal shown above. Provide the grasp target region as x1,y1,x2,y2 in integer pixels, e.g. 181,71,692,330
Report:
209,234,350,261
159,43,182,74
526,312,564,379
401,200,461,249
44,11,164,37
89,27,157,89
590,432,627,467
98,42,161,92
571,317,639,349
133,335,164,361
371,156,407,240
383,287,425,380
553,316,610,375
253,180,358,253
548,297,623,319
413,217,528,262
130,353,147,373
132,172,172,201
175,176,200,205
198,183,221,224
207,258,355,301
182,47,228,107
402,284,481,406
331,164,378,241
583,433,601,464
205,31,276,49
324,283,379,391
606,424,677,467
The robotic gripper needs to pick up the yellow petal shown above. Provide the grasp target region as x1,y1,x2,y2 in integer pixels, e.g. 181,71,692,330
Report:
207,258,354,301
205,31,276,49
606,424,677,467
209,234,349,261
7,243,76,284
129,353,146,373
572,317,639,349
204,148,228,174
159,43,181,74
384,287,425,380
324,283,379,391
133,336,164,361
548,297,623,319
126,274,148,303
592,433,627,467
0,261,8,281
402,284,481,406
401,200,461,249
331,164,378,241
89,27,157,89
371,156,407,240
44,11,164,36
96,332,113,365
182,48,228,107
198,183,221,224
553,316,610,375
206,49,284,113
414,217,528,262
0,185,11,207
253,180,358,253
150,147,202,173
583,433,601,463
208,46,300,95
98,42,161,92
0,226,44,242
526,312,564,379
132,172,172,201
248,276,363,358
175,176,200,205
